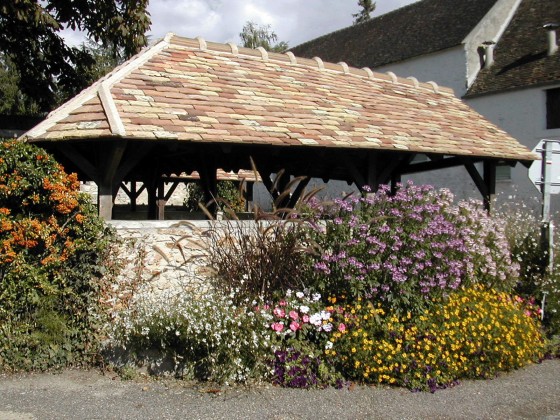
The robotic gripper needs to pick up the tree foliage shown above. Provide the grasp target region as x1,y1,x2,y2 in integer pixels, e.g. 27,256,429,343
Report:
353,0,376,25
0,1,151,113
239,21,289,52
0,54,41,116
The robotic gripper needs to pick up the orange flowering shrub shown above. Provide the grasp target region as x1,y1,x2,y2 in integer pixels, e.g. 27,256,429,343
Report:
0,139,113,371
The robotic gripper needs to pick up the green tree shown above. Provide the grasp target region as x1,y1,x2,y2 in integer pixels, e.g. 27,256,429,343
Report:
239,21,289,52
76,40,125,84
0,1,151,113
353,0,376,25
0,54,41,116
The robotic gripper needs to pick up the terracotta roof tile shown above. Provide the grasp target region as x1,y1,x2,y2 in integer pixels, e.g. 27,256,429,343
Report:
23,34,536,163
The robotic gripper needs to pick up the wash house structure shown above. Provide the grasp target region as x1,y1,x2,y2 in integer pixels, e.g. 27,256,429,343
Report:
22,34,537,220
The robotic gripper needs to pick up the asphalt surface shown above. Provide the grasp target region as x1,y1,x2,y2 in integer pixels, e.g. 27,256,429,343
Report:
0,359,559,420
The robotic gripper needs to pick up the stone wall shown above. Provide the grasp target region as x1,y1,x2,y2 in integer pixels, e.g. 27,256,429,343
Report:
108,220,214,304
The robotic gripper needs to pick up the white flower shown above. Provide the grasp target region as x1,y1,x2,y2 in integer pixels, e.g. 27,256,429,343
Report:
296,291,305,299
320,310,331,320
322,323,333,332
325,341,333,349
312,293,321,302
286,289,293,297
299,305,310,314
309,313,323,326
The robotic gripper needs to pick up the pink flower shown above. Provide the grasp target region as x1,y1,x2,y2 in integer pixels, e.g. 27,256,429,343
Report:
273,307,286,318
290,321,301,332
338,323,346,332
271,322,284,332
279,300,287,307
302,314,310,323
289,310,299,321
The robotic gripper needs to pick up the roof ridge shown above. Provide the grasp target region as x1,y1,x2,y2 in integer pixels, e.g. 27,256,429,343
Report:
24,35,173,139
170,35,453,95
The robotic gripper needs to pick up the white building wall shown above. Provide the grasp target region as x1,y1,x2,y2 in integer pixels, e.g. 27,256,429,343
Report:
464,0,522,89
371,48,495,204
374,47,467,96
466,85,560,214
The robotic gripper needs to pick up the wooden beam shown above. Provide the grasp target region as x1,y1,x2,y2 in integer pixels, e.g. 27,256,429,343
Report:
198,160,218,216
402,156,482,175
377,154,415,186
287,176,310,209
164,180,180,201
274,171,291,209
463,160,489,199
343,156,366,188
57,144,99,181
114,143,153,183
102,140,127,187
365,152,378,190
259,168,279,200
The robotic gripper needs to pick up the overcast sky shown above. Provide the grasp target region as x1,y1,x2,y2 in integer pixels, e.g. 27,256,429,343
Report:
146,0,418,47
63,0,418,48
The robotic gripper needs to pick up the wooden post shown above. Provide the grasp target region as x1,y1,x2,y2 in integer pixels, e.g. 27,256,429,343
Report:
96,141,127,220
157,180,166,220
98,183,114,220
130,182,137,212
483,161,496,213
245,181,254,211
199,161,218,217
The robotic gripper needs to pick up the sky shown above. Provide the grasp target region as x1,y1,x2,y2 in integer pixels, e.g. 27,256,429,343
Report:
63,0,418,49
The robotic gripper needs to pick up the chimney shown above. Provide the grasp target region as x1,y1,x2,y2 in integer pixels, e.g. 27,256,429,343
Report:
482,41,496,68
543,23,559,56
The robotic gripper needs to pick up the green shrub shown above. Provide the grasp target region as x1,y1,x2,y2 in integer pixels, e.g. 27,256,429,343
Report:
0,139,114,371
184,180,245,213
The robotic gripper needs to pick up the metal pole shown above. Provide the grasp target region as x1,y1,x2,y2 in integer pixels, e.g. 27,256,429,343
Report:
541,140,552,224
540,140,555,322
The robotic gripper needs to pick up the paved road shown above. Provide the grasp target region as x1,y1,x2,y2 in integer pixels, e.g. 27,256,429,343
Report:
0,359,559,420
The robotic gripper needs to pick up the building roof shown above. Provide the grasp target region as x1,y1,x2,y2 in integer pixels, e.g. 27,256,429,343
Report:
466,0,560,97
23,33,536,163
290,0,499,69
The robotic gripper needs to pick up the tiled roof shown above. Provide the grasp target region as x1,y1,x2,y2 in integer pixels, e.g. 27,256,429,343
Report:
466,0,560,97
23,33,536,163
290,0,499,69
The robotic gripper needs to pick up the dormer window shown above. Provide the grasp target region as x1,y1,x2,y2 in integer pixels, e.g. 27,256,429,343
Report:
547,87,560,129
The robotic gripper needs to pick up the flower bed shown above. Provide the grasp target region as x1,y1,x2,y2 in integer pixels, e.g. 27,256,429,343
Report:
104,182,551,391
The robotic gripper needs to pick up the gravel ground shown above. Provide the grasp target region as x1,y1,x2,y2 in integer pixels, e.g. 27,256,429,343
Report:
0,359,559,420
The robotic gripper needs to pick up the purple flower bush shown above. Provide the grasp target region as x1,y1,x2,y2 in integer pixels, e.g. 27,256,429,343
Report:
304,182,518,314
